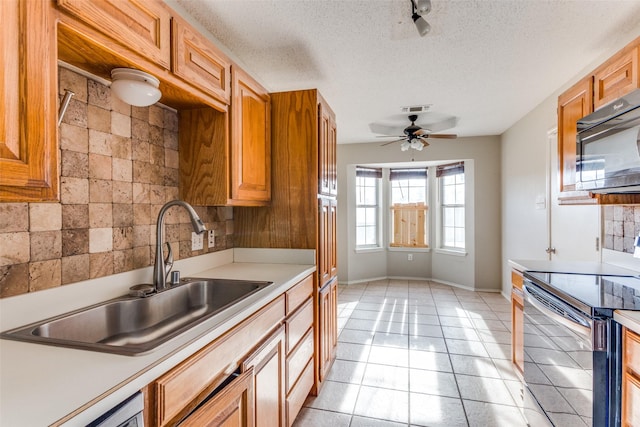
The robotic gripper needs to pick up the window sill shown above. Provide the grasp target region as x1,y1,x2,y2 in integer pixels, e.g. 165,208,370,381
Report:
355,246,384,254
434,248,467,257
388,247,430,253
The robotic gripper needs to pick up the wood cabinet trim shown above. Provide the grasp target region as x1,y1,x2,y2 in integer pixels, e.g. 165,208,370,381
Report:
286,298,313,354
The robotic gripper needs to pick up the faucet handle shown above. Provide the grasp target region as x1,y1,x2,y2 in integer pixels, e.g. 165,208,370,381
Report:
163,242,174,282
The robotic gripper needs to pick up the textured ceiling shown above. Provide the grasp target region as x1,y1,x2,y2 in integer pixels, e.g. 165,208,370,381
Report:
175,0,640,144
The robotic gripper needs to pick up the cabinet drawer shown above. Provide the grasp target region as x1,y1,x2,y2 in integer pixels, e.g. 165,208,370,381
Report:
286,298,313,354
623,371,640,427
57,0,171,68
286,275,313,315
153,295,284,426
286,358,314,427
286,328,314,394
172,15,231,104
625,327,640,374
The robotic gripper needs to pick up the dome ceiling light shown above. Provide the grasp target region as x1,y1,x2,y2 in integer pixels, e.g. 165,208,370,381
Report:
110,68,162,107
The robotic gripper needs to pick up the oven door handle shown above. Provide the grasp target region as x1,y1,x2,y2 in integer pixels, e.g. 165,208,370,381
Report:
523,283,593,341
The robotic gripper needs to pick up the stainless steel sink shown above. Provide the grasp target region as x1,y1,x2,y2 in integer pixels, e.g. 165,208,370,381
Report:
0,278,272,356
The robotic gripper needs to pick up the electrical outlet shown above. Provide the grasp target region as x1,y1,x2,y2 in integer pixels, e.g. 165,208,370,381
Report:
191,231,204,250
408,253,413,261
208,230,215,248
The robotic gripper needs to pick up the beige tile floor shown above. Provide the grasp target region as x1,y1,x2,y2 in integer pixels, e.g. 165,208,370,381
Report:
293,279,528,427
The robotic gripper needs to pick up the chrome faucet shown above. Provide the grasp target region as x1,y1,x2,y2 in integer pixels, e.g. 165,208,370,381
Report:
154,200,206,292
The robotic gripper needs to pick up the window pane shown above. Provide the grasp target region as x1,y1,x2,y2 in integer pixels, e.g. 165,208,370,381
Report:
363,187,377,205
365,226,376,245
454,228,465,248
443,228,454,247
455,185,465,204
356,227,365,246
454,207,464,226
356,208,366,226
443,207,454,226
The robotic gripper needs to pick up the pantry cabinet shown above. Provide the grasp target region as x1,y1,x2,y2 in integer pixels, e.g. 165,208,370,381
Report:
0,0,59,202
556,36,640,205
57,0,171,68
233,89,338,393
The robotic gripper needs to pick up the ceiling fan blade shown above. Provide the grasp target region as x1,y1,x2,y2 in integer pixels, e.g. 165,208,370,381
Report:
376,135,404,138
424,133,457,139
380,138,405,146
413,128,431,136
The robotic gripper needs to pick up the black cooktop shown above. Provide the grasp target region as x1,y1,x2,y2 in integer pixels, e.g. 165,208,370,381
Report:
524,271,640,315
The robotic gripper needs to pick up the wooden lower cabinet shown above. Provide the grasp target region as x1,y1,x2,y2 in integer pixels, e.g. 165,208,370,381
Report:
242,326,286,427
180,368,255,427
511,270,524,376
623,327,640,426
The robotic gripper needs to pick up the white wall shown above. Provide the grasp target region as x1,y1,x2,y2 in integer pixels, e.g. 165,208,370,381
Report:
337,136,501,290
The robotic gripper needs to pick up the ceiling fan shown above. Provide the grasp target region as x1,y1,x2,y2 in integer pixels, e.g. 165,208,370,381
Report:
379,114,457,151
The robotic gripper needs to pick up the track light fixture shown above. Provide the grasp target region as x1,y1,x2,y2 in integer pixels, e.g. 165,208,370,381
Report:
411,0,431,37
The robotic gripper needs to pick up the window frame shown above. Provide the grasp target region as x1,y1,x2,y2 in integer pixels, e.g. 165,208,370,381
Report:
437,162,466,252
355,167,382,250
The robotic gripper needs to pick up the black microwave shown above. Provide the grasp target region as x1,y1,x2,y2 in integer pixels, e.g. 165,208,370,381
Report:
576,89,640,193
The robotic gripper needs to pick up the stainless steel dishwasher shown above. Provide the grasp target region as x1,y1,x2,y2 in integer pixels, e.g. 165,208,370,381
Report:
86,392,144,427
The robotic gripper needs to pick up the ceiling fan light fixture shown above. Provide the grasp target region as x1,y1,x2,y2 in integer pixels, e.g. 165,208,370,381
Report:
400,140,411,151
410,0,431,37
415,0,432,15
412,13,431,36
410,139,424,151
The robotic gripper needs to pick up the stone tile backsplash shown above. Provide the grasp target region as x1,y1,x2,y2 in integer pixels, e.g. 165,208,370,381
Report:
0,66,233,298
602,205,640,254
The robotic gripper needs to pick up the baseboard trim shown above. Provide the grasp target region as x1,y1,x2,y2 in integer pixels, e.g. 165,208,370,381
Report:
339,276,501,294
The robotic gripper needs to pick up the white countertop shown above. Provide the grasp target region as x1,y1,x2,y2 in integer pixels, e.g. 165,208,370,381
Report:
0,249,315,427
615,310,640,334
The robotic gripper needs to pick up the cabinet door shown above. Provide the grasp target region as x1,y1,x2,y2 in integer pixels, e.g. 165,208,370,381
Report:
0,0,58,202
557,76,593,201
318,198,331,288
57,0,171,68
172,15,231,104
593,44,639,110
623,327,640,427
329,199,338,281
180,368,255,427
318,280,337,383
230,66,271,205
242,326,286,427
318,101,337,196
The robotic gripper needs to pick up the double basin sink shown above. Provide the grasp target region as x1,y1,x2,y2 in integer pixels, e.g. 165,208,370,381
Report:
0,278,272,356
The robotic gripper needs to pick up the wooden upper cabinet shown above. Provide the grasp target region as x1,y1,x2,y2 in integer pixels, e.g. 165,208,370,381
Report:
318,100,337,196
172,15,231,104
0,0,58,202
557,76,594,203
230,66,271,205
593,42,639,110
57,0,171,68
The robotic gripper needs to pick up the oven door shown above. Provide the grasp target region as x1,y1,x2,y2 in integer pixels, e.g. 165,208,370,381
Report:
522,281,609,427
